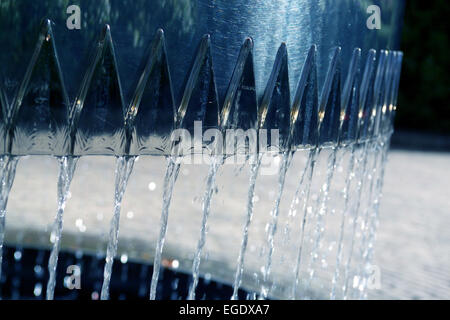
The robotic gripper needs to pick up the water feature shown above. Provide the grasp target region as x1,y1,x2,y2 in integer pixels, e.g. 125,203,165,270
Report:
0,27,403,302
0,156,19,282
330,148,356,299
304,147,338,294
46,156,78,300
0,0,406,301
259,151,292,298
149,156,181,300
231,155,262,300
358,137,391,298
291,149,319,299
100,156,136,300
188,156,223,300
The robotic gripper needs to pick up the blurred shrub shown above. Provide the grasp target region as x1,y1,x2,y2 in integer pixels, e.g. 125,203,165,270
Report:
397,0,450,134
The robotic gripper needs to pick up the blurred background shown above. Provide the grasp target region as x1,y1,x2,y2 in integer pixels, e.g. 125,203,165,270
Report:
370,0,449,299
392,0,450,150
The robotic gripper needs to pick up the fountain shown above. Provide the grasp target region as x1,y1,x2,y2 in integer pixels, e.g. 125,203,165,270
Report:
0,0,404,300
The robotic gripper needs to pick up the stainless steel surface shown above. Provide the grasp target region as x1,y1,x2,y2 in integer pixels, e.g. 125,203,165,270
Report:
0,0,405,156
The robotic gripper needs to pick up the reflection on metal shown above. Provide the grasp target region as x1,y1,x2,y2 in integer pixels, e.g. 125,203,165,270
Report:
0,0,404,156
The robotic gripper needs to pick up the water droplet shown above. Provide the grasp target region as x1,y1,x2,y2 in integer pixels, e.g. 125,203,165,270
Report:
120,254,128,264
353,276,360,288
34,265,43,275
148,182,156,191
171,278,179,290
33,283,42,296
14,251,22,261
75,250,83,259
126,211,134,219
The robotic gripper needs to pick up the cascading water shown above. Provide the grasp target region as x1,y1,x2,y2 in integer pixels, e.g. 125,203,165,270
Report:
231,155,262,300
101,156,136,300
341,142,370,299
46,156,78,300
188,156,223,300
304,148,338,294
260,151,292,298
291,149,319,299
0,0,404,300
149,157,180,300
330,148,356,299
0,156,18,282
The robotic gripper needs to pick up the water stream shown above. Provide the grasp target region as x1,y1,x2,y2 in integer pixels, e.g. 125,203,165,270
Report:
188,156,223,300
149,156,181,300
357,136,391,299
304,147,338,294
46,156,78,300
330,147,356,299
0,155,18,282
291,148,319,299
100,156,136,300
231,154,262,300
260,151,292,298
341,142,370,299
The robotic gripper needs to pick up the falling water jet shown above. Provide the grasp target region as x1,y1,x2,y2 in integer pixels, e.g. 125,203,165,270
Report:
259,150,292,299
295,46,342,297
188,156,223,300
149,156,180,300
358,137,390,299
100,156,136,300
291,148,319,299
330,148,356,299
341,51,392,299
283,150,315,244
0,155,19,282
356,52,400,299
304,147,338,294
352,141,380,298
345,136,384,299
231,154,262,300
330,49,376,299
46,156,78,300
341,141,371,299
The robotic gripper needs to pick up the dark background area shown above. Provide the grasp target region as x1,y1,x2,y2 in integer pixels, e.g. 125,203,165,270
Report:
396,1,449,139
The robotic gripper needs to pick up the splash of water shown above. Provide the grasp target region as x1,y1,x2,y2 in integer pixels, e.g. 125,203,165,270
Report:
291,148,319,299
0,155,18,282
260,151,292,298
100,156,136,300
46,156,78,300
149,156,180,300
188,156,223,300
231,154,262,300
